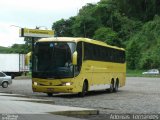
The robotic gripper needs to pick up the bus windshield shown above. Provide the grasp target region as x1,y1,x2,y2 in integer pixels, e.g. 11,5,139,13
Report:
32,42,76,79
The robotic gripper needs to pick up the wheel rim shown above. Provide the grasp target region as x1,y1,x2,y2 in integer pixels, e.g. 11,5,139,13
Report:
110,84,113,91
113,81,119,92
110,82,114,90
115,82,119,91
110,81,114,91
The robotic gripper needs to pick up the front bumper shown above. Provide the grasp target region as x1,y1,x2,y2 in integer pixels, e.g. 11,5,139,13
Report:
32,85,75,93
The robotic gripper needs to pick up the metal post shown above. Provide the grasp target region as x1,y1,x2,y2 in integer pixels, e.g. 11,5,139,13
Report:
31,37,35,77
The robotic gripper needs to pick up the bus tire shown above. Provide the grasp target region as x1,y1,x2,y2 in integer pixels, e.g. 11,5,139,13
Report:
2,82,9,88
113,80,119,92
78,81,88,97
109,79,114,93
47,93,53,97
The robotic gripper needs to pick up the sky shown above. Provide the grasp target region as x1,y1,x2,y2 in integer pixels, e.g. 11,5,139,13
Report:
0,0,100,47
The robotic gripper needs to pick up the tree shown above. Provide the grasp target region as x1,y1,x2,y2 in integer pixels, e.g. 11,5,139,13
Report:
140,41,160,69
10,44,30,54
0,46,11,53
72,15,99,38
72,3,100,38
52,17,75,37
51,0,160,71
116,0,160,21
126,40,141,69
93,27,122,46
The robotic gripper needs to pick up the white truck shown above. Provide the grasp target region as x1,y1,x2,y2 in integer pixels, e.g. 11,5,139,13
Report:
0,54,29,78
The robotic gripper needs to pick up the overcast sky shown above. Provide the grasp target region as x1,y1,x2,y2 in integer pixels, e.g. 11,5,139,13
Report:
0,0,100,47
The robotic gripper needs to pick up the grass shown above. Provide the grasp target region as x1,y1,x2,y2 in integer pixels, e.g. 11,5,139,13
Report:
127,69,160,77
126,69,144,77
14,72,32,80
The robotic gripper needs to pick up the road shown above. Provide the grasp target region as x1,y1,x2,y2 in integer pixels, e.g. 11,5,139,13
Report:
0,77,160,120
0,92,96,120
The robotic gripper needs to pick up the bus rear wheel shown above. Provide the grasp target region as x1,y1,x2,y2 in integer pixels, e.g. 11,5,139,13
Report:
113,80,119,92
78,81,88,97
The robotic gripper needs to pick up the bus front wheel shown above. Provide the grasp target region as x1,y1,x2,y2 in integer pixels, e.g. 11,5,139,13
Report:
78,81,88,97
109,80,114,93
47,93,53,97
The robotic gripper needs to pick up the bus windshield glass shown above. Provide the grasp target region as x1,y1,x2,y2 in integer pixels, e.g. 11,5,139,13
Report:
32,42,76,79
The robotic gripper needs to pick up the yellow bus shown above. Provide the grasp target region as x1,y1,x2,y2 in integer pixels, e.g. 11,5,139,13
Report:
32,37,126,97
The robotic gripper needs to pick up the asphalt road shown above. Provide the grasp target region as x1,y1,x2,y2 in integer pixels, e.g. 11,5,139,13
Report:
0,77,160,120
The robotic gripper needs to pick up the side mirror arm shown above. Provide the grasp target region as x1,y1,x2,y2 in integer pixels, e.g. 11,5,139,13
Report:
72,51,77,65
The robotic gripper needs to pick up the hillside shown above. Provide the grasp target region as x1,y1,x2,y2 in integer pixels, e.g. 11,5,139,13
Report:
0,44,31,54
0,46,11,53
52,0,160,70
127,16,160,69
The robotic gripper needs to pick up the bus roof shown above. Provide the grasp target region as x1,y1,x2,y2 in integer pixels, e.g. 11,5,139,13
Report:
38,37,125,51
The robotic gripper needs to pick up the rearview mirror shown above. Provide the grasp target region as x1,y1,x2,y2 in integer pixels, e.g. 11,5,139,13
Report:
72,51,77,65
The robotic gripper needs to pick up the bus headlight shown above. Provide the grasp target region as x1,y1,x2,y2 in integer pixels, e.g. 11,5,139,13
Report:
66,82,71,86
62,82,72,86
33,82,38,86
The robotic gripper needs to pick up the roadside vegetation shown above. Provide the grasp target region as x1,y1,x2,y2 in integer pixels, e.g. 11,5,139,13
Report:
127,70,160,77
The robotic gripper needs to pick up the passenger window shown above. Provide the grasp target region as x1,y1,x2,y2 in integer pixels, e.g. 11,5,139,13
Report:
76,42,82,72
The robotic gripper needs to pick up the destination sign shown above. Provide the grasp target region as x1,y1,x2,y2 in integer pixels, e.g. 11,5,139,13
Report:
20,28,54,38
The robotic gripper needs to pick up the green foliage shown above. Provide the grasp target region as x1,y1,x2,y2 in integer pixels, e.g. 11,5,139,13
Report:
93,0,117,29
10,44,31,54
115,13,142,43
116,0,160,21
72,3,100,38
128,15,160,69
93,27,121,46
0,46,11,53
51,0,160,70
126,69,144,77
0,38,31,54
52,17,75,37
126,40,141,69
